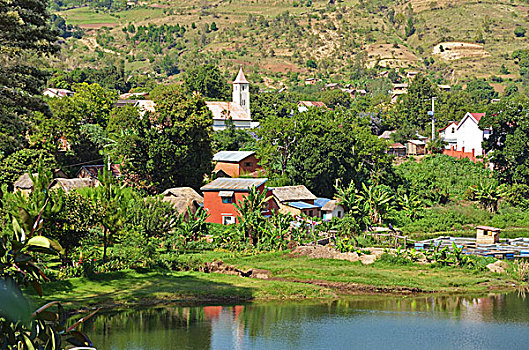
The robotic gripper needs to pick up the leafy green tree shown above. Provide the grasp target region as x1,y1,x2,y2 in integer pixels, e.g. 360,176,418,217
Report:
212,118,256,152
78,166,128,262
481,96,529,185
0,0,58,158
319,89,353,109
465,79,498,104
113,84,213,191
45,190,95,265
258,109,392,197
250,90,298,121
183,64,230,99
0,149,56,188
394,74,438,131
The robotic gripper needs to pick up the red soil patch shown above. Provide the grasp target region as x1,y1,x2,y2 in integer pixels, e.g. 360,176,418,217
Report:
78,22,118,29
150,3,170,8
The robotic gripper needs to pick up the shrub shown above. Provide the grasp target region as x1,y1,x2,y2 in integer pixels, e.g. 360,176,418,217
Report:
514,26,526,38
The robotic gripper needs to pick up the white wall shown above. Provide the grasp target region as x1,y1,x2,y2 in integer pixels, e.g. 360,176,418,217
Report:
456,117,484,156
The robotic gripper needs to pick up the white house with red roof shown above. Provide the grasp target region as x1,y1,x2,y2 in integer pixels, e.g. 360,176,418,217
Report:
205,68,255,131
440,112,491,160
455,112,491,157
438,121,459,149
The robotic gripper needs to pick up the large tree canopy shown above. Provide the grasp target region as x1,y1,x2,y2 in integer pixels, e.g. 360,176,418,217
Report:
393,74,438,132
111,84,213,192
257,109,392,197
0,0,58,157
481,96,529,185
183,64,229,100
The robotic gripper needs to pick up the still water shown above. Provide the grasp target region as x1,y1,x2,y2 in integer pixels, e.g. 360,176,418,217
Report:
83,293,529,350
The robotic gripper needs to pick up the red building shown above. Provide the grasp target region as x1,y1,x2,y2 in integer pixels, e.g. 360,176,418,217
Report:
201,177,271,224
213,151,262,178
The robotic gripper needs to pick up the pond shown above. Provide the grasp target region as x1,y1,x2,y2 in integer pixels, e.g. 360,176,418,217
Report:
82,293,529,349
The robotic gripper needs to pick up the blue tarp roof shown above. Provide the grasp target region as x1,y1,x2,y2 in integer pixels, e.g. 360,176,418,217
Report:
314,198,331,208
287,201,319,210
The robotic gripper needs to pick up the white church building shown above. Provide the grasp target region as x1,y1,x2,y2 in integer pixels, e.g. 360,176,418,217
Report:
205,68,256,131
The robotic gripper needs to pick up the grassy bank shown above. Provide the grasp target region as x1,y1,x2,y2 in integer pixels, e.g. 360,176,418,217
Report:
30,251,518,309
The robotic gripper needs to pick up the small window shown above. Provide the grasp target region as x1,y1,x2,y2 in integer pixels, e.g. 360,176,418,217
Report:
244,162,252,167
309,210,313,217
451,127,455,133
242,85,245,91
222,197,233,204
338,211,342,218
223,216,236,225
241,99,245,106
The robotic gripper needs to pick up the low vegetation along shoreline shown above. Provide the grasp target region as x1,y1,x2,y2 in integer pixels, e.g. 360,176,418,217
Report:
31,250,521,311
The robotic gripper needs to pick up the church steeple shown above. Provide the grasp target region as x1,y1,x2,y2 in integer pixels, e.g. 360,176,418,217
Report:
232,67,250,117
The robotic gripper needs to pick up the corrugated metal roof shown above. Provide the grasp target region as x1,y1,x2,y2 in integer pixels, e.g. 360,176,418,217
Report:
287,201,319,210
201,178,268,191
213,151,255,163
314,198,331,208
218,191,234,197
205,101,251,121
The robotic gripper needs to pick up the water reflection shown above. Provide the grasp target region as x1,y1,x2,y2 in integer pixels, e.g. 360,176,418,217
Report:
83,293,529,350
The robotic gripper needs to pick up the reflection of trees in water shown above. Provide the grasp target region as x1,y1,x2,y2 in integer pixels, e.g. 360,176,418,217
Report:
83,306,212,349
80,294,529,348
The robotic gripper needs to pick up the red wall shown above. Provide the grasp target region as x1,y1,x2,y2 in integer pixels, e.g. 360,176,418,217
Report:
442,146,480,162
203,184,273,224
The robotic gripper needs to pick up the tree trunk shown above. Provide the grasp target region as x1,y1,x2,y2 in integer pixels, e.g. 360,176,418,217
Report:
103,227,108,263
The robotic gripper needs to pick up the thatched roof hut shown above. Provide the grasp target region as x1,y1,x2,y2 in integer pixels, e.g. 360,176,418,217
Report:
161,187,204,219
270,185,317,203
14,170,68,193
50,178,98,193
14,173,35,191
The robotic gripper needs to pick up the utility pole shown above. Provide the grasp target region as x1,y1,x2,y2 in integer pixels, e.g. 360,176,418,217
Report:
429,97,437,140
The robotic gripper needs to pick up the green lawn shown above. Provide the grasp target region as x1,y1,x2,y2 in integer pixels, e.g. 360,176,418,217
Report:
31,268,333,309
221,252,515,293
31,251,519,310
57,7,118,25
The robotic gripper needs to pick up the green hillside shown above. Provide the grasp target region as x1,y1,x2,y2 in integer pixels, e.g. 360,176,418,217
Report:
49,0,529,90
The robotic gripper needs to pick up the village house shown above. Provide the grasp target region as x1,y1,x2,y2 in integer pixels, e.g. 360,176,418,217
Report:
388,143,407,157
50,178,98,193
13,170,68,194
438,121,459,149
115,99,156,116
390,83,409,103
270,185,320,218
297,101,329,113
213,151,261,178
341,88,367,99
325,83,341,90
43,88,74,98
406,139,426,156
205,68,255,131
440,112,490,160
314,198,344,221
201,177,272,225
304,77,321,85
77,164,121,179
161,187,204,220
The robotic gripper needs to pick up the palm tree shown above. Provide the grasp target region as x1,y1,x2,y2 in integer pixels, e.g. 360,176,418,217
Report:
234,186,271,245
469,182,507,213
356,183,394,225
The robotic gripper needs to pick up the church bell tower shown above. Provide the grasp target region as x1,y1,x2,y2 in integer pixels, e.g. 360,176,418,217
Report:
232,67,250,117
